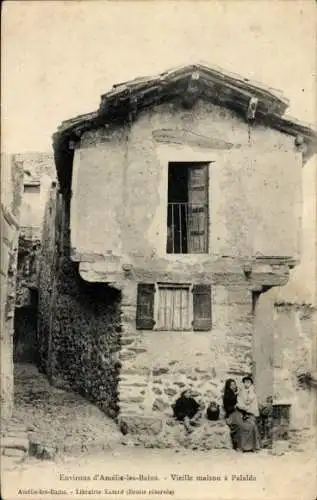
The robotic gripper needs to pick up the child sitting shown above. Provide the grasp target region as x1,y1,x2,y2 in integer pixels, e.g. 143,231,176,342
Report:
236,376,259,419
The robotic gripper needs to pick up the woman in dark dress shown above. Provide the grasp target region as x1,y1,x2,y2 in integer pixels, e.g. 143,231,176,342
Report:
223,379,239,449
223,379,238,418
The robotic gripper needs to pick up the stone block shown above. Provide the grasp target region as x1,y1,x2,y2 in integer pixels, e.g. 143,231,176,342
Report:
128,347,147,354
164,387,177,396
118,415,163,435
120,396,144,403
270,440,290,456
173,381,186,388
121,338,135,346
121,367,150,376
153,386,162,395
120,382,147,388
120,351,136,361
3,448,25,458
153,368,169,376
1,437,29,452
152,398,170,412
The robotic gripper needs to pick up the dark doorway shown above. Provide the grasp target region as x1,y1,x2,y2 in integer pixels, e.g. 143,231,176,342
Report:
14,290,39,364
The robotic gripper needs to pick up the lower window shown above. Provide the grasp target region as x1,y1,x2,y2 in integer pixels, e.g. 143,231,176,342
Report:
157,285,190,330
136,282,212,331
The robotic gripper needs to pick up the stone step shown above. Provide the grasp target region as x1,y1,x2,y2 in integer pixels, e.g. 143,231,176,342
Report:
1,436,29,452
2,448,26,458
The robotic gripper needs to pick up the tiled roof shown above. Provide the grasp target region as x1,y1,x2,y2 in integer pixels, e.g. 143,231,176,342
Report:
52,62,317,190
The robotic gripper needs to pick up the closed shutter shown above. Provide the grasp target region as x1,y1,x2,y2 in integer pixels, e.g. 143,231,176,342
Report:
187,164,209,253
192,284,212,331
136,283,155,330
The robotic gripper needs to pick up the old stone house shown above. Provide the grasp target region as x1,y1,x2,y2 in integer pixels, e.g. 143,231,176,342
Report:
40,63,317,448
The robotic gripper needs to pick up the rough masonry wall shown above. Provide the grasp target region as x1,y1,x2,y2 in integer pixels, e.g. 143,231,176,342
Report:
37,183,58,373
38,190,122,418
117,279,253,446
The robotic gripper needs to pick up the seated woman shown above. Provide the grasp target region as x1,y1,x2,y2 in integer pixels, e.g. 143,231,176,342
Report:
172,389,203,433
222,379,239,449
223,376,261,452
223,379,238,418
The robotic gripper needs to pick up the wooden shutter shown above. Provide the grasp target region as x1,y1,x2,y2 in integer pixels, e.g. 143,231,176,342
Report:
136,283,155,330
192,284,212,331
187,164,209,253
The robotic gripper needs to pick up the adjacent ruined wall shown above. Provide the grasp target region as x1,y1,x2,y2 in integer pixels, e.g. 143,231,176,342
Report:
253,154,317,451
0,154,24,424
38,187,122,418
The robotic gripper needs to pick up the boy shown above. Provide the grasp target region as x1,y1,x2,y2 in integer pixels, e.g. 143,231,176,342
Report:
172,389,203,433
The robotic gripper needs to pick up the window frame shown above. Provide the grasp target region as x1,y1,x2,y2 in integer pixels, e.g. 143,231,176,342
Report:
153,283,193,331
166,161,210,255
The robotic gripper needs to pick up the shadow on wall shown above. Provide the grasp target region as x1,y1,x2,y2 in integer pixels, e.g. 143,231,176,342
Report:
43,260,122,419
38,184,123,420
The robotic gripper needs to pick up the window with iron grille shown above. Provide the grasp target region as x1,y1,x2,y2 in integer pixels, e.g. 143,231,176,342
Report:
166,162,209,254
136,282,212,331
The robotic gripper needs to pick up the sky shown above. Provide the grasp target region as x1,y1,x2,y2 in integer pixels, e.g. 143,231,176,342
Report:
2,0,317,153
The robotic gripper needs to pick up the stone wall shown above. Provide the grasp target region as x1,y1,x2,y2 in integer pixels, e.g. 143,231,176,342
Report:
118,282,253,430
1,154,24,424
38,188,122,418
71,100,301,266
37,183,58,373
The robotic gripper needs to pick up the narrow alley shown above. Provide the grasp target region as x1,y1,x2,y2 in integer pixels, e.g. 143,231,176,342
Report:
2,363,122,464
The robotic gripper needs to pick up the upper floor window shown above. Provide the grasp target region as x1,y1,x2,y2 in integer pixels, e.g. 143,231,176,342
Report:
167,162,209,254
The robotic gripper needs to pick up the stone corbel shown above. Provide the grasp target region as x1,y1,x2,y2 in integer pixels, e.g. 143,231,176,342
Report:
246,96,258,121
242,262,252,278
128,96,138,123
294,134,308,160
181,71,201,109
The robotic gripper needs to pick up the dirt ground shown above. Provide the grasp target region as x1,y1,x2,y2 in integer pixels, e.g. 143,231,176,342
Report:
3,364,316,500
12,363,122,454
1,446,316,500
